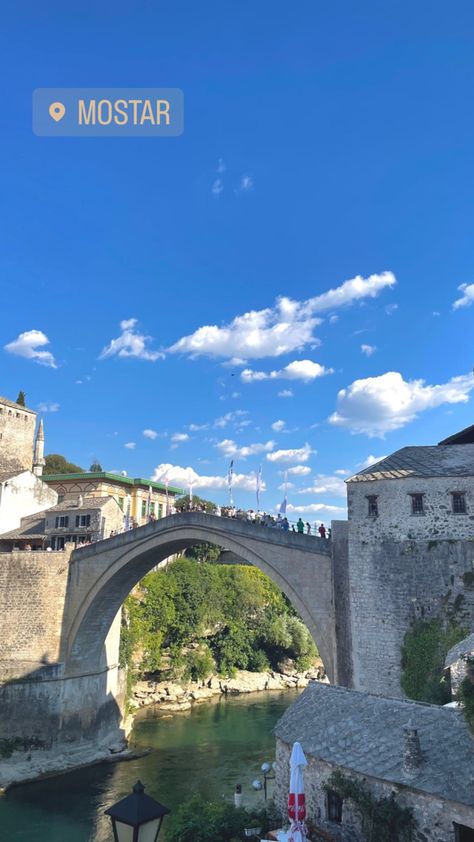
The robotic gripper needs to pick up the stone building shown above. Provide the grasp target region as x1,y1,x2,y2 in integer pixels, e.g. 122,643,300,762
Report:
274,682,474,842
339,443,474,696
0,496,125,551
445,632,474,696
42,471,182,527
0,395,56,534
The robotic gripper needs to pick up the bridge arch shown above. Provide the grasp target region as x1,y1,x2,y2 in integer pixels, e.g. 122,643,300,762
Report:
64,513,336,682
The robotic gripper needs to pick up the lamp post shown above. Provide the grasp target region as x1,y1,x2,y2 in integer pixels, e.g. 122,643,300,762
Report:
251,761,277,800
105,780,170,842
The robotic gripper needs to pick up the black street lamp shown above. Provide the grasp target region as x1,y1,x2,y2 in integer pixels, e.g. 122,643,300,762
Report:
105,780,170,842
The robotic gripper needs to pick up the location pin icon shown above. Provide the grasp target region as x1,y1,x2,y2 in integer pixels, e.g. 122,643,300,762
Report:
49,101,66,122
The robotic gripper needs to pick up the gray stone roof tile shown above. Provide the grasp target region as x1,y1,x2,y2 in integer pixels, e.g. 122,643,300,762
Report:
274,682,474,807
445,633,474,668
347,445,474,482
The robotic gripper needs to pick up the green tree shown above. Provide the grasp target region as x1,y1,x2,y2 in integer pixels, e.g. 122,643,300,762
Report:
16,391,26,406
89,461,103,472
44,454,85,474
176,494,216,513
401,619,466,704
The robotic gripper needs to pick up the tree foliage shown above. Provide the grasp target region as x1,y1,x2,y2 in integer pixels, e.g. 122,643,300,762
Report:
89,461,103,472
44,453,84,474
325,772,416,842
16,391,26,406
166,794,280,842
120,557,318,679
176,494,216,513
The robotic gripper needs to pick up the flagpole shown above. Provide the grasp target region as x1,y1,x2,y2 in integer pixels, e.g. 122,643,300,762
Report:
228,460,234,507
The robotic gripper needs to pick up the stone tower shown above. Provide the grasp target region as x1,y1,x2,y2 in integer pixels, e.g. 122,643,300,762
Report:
33,418,45,477
0,395,37,473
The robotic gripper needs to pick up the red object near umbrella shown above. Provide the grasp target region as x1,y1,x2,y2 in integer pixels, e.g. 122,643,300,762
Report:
287,742,308,842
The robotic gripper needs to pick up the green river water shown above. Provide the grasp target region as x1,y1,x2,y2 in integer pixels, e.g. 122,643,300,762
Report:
0,689,299,841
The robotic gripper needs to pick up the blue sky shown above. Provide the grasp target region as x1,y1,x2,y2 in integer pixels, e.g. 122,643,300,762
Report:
1,0,474,520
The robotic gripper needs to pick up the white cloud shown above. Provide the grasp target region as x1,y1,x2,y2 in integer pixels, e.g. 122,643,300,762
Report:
212,178,224,197
286,502,346,518
169,272,395,360
216,439,275,459
143,429,158,440
297,474,346,497
287,465,311,476
214,410,249,428
385,303,398,315
272,419,286,432
453,283,474,310
278,389,294,398
329,315,339,324
171,432,190,449
278,481,295,491
217,158,226,174
153,462,264,493
432,311,441,317
242,360,332,383
361,344,376,357
266,443,314,464
236,174,254,193
359,454,388,469
329,370,474,437
335,468,351,476
124,442,136,449
100,319,164,362
4,329,57,368
37,402,60,412
189,423,209,432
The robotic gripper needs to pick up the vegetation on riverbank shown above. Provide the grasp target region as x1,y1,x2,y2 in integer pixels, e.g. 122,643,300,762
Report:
119,556,318,687
166,794,281,842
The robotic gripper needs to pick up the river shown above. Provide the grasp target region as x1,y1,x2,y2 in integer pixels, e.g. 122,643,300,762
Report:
0,689,299,841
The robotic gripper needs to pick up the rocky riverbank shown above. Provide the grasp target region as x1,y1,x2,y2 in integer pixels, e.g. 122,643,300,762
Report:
129,662,327,713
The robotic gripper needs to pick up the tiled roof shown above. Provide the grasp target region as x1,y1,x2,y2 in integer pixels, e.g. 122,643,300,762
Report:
445,633,474,668
42,471,183,495
347,445,474,482
0,470,27,483
0,395,35,414
47,496,113,511
0,513,46,540
275,682,474,807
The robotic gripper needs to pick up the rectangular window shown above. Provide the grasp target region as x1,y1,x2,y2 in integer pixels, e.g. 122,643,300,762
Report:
57,495,65,504
141,500,147,518
367,495,378,517
452,492,467,514
75,515,91,527
55,516,69,528
117,497,124,510
410,494,424,515
327,790,343,823
158,503,163,518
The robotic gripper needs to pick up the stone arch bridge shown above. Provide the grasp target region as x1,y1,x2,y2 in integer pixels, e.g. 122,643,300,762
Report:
65,512,335,681
0,512,349,784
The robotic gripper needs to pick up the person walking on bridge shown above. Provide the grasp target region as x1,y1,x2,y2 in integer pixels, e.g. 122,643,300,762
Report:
297,517,304,534
318,523,327,539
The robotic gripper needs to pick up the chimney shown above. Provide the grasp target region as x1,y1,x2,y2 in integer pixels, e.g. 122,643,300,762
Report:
403,724,422,773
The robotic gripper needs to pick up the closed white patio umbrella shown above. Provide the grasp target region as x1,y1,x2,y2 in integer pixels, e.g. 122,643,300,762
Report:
287,741,308,842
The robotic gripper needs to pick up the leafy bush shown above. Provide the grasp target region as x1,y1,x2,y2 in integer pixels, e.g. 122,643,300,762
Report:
165,794,281,842
325,771,416,842
184,645,216,681
401,619,467,704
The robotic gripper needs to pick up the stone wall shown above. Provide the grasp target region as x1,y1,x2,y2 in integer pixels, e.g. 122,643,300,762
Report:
0,549,126,786
0,400,36,473
0,549,72,673
274,739,474,842
346,476,474,696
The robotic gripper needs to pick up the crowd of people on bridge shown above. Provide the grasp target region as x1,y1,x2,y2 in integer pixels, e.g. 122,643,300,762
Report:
174,501,330,539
